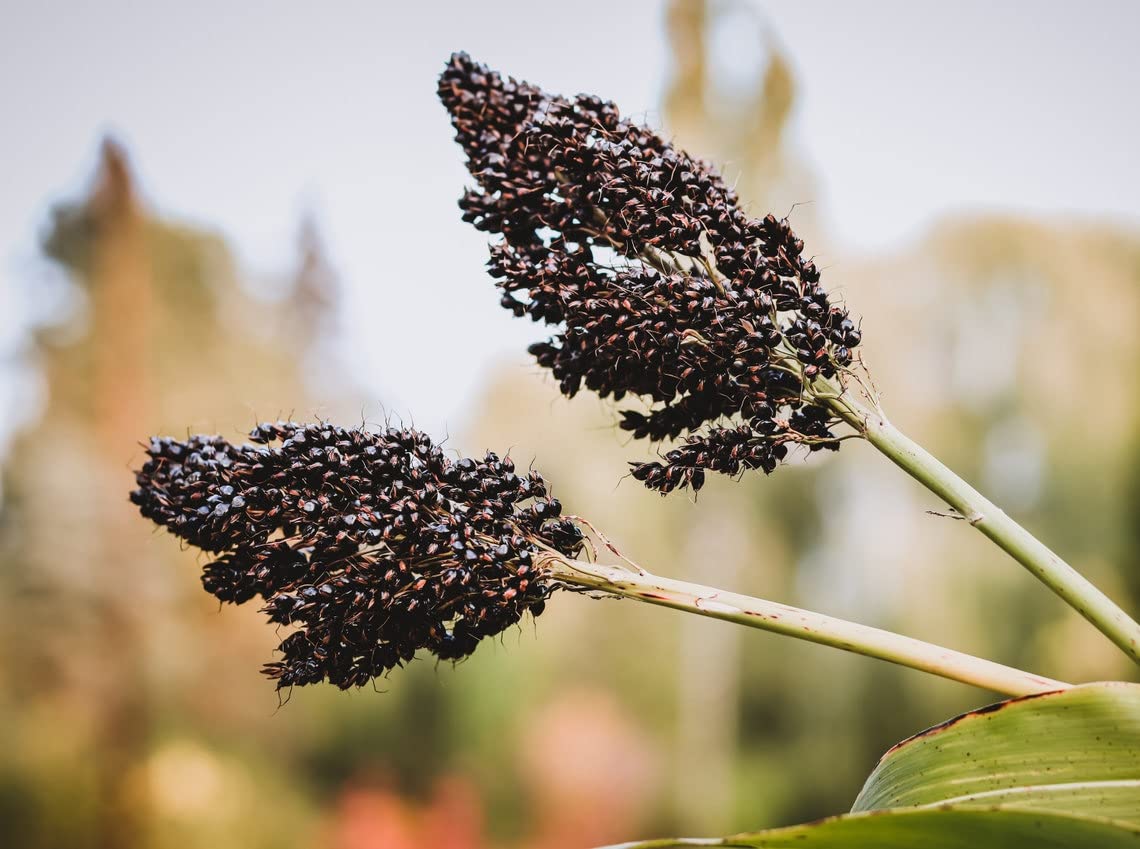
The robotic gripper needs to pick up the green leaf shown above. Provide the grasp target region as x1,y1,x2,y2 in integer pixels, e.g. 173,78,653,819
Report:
852,681,1140,822
925,781,1140,822
600,682,1140,848
598,808,1140,848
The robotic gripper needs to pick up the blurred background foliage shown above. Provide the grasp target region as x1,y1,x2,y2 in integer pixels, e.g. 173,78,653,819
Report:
2,1,1138,847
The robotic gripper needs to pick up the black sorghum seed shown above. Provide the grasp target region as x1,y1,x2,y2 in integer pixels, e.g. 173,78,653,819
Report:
131,422,583,690
439,52,859,492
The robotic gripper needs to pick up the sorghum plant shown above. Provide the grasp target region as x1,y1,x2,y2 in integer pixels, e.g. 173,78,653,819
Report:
132,420,1061,697
126,49,1140,849
439,51,1140,665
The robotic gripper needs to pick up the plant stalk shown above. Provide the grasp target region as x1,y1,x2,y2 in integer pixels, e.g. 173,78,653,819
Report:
543,556,1067,697
599,840,730,849
827,392,1140,665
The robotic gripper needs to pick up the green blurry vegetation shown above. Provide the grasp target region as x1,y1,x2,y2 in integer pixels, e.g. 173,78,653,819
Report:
2,2,1139,847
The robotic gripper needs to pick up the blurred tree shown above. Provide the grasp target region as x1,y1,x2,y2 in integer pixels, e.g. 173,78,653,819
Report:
286,211,352,395
665,0,821,246
0,138,357,849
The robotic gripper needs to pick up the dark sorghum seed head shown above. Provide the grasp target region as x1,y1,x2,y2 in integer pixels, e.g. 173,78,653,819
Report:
131,422,583,690
439,52,860,493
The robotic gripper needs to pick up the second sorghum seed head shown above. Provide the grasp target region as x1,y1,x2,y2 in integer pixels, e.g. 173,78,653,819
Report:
131,421,583,689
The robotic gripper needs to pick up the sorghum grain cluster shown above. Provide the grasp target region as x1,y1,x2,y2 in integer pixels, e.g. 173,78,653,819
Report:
131,422,583,689
439,52,862,492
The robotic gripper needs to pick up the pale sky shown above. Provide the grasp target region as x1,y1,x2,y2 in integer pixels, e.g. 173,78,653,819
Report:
2,0,1139,445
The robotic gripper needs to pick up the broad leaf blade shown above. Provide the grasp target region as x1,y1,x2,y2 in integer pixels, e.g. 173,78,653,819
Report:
602,683,1140,848
852,681,1140,817
927,780,1140,825
599,807,1140,848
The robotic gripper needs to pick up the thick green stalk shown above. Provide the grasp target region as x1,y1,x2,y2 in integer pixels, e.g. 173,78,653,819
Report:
543,557,1067,697
827,392,1140,665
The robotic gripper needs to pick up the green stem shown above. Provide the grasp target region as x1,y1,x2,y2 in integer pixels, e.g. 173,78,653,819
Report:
828,392,1140,665
598,840,733,849
544,557,1067,697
